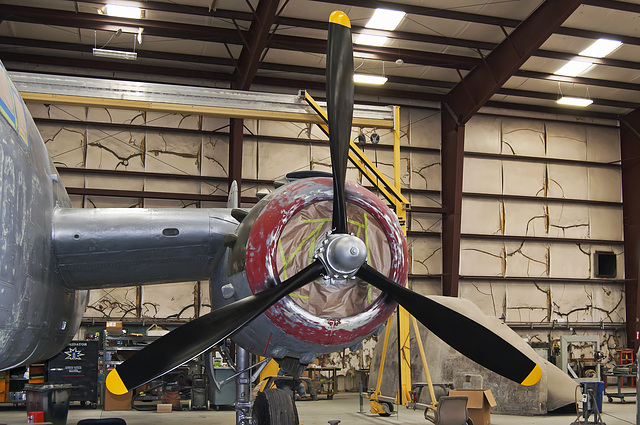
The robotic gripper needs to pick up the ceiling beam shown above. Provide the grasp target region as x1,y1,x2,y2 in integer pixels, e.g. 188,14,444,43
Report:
269,34,479,69
446,0,584,125
497,88,638,110
229,0,280,200
0,52,234,82
0,36,236,68
584,0,640,13
61,0,255,21
234,0,280,90
515,70,640,92
0,4,242,42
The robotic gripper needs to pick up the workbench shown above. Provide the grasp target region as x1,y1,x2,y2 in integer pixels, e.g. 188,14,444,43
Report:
603,368,637,403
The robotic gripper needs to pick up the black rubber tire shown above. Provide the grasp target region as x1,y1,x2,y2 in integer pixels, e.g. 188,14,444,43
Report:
77,419,127,425
378,401,393,417
252,389,299,425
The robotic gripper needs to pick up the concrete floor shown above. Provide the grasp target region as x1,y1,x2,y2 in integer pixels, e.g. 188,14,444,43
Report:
0,392,636,425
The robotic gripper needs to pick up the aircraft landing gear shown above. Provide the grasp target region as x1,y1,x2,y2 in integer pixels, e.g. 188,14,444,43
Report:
252,388,299,425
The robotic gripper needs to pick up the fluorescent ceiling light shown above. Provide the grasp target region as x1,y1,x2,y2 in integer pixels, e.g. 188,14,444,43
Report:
553,38,622,77
104,4,143,19
365,8,406,31
556,96,593,107
354,74,387,85
580,38,622,58
554,60,593,77
355,33,387,46
93,48,138,60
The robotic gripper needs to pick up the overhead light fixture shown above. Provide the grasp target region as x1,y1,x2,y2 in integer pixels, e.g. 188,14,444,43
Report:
553,38,622,77
554,60,593,77
354,74,387,85
104,4,143,19
556,96,593,107
365,8,406,31
580,38,622,58
93,48,138,60
355,33,387,46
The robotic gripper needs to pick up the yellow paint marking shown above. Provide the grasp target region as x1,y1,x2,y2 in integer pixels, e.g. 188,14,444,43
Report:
521,364,542,386
106,369,128,395
330,10,351,28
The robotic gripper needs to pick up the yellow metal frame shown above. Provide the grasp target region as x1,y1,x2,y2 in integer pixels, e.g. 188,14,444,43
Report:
20,91,393,130
303,93,436,412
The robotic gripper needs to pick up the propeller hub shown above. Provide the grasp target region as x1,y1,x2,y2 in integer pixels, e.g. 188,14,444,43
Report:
315,233,367,280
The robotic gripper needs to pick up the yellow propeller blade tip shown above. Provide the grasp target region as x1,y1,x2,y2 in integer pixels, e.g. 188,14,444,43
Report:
521,364,542,386
329,10,351,28
106,369,129,395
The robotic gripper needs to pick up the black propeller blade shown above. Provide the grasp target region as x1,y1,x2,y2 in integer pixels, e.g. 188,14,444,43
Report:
106,11,356,396
106,261,324,395
356,263,542,386
326,11,354,234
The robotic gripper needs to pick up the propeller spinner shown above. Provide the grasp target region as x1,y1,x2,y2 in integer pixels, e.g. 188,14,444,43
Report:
106,10,541,396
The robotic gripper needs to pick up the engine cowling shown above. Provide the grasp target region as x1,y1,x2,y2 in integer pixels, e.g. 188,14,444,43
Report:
213,177,408,362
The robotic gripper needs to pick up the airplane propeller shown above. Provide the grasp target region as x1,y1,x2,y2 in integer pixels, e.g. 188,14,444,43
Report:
106,10,541,396
326,10,353,234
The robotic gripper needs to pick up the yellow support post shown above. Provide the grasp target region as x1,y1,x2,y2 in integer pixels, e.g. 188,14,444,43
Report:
397,307,411,406
392,106,408,233
411,317,437,406
392,105,411,407
369,316,394,415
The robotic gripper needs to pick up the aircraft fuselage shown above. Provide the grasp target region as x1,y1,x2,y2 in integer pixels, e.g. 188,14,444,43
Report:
0,62,87,370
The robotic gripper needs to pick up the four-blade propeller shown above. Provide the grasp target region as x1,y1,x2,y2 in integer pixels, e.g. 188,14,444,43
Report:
106,10,541,397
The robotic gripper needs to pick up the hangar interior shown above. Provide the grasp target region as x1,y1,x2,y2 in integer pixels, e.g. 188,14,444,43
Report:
0,0,639,424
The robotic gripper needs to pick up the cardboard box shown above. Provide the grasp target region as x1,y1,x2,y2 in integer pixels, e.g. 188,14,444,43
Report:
106,321,123,331
104,390,132,411
449,389,497,425
157,404,172,413
147,324,169,337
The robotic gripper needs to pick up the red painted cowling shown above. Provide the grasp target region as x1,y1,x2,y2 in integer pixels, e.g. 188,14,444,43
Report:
244,177,408,347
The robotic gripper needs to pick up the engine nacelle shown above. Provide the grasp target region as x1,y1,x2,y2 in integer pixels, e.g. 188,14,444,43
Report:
211,177,408,363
